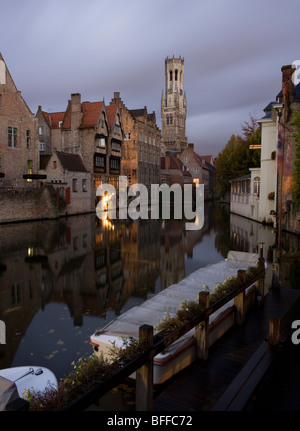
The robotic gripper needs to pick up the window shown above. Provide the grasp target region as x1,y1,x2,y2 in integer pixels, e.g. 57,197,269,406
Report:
111,141,121,152
39,142,45,152
27,160,33,182
175,69,178,81
110,157,120,171
8,127,17,147
26,130,31,149
95,154,105,168
96,137,106,148
253,177,260,196
38,126,43,135
72,178,78,192
53,161,57,169
82,179,87,192
170,70,173,81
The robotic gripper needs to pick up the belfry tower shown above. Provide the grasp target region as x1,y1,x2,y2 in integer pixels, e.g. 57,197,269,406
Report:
161,56,187,153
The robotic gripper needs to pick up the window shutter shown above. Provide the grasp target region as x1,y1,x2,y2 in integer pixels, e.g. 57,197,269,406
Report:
65,187,71,204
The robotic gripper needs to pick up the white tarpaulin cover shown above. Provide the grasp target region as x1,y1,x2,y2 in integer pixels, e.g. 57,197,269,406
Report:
91,251,259,343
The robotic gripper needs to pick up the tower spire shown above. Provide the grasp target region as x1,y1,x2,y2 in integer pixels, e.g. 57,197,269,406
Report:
161,56,188,152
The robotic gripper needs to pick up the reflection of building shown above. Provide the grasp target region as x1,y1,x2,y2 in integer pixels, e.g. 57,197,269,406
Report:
230,212,276,264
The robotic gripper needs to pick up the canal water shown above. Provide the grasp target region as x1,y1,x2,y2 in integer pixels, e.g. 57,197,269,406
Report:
0,202,286,393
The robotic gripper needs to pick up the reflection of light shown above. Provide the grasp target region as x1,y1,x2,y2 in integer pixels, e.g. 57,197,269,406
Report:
102,216,115,230
102,192,114,212
27,247,34,256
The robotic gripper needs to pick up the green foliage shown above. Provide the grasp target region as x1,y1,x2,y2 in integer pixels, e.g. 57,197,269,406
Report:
155,299,203,336
23,354,114,410
108,336,146,364
215,118,261,198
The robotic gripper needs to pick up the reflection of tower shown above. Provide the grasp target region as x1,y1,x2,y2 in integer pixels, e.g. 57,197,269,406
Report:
161,56,188,153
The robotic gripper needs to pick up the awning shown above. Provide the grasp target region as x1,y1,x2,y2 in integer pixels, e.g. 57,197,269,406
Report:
23,174,47,180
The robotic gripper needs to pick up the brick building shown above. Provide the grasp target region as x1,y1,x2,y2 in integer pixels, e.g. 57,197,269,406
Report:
36,107,64,154
58,93,123,201
160,151,192,186
110,92,161,188
0,53,40,189
39,150,93,216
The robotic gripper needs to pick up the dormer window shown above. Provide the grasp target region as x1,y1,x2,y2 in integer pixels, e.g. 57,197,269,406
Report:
96,134,106,149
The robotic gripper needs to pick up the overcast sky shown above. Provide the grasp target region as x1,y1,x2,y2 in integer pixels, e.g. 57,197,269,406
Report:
1,0,299,157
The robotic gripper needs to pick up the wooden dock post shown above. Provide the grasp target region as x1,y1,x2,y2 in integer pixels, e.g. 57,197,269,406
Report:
269,317,281,345
235,270,246,325
195,291,210,360
136,324,154,411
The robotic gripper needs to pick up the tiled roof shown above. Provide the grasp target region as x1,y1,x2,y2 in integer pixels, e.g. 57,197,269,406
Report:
40,154,51,170
56,151,87,172
106,105,117,128
42,111,65,129
80,101,103,128
40,152,87,172
61,101,104,129
161,154,191,176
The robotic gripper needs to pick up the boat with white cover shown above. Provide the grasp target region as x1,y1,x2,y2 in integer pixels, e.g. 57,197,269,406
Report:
90,251,260,384
0,366,58,410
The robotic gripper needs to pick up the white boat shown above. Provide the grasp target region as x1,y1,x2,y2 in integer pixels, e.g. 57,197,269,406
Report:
0,366,58,411
90,251,260,385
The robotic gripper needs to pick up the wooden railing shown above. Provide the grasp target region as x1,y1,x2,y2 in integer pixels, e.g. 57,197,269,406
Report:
7,261,267,411
64,263,266,411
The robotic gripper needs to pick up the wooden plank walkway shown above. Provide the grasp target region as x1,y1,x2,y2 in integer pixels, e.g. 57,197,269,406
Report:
153,287,300,411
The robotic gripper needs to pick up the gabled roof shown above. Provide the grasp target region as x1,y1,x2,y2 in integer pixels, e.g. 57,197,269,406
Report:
106,104,118,128
80,101,103,128
56,151,87,172
40,152,87,172
42,111,65,128
62,100,104,129
161,154,192,176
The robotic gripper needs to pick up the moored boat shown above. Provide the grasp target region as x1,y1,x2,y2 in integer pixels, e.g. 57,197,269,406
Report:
90,251,260,384
0,366,58,411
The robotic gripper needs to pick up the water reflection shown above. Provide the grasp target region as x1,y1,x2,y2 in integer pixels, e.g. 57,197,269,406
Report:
2,203,296,381
0,203,222,377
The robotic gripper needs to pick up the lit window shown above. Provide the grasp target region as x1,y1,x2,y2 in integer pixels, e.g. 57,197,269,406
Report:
82,179,87,192
27,160,33,182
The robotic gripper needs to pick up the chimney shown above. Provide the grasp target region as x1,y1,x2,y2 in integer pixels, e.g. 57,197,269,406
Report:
70,93,82,129
165,151,170,170
114,92,120,99
281,65,296,104
188,143,194,151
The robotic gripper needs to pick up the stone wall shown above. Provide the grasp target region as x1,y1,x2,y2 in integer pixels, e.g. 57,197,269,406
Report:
0,185,59,224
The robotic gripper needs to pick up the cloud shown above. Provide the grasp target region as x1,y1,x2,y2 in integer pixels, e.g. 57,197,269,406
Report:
1,0,300,156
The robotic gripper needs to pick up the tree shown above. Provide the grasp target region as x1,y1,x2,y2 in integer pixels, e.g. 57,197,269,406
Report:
215,119,261,198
